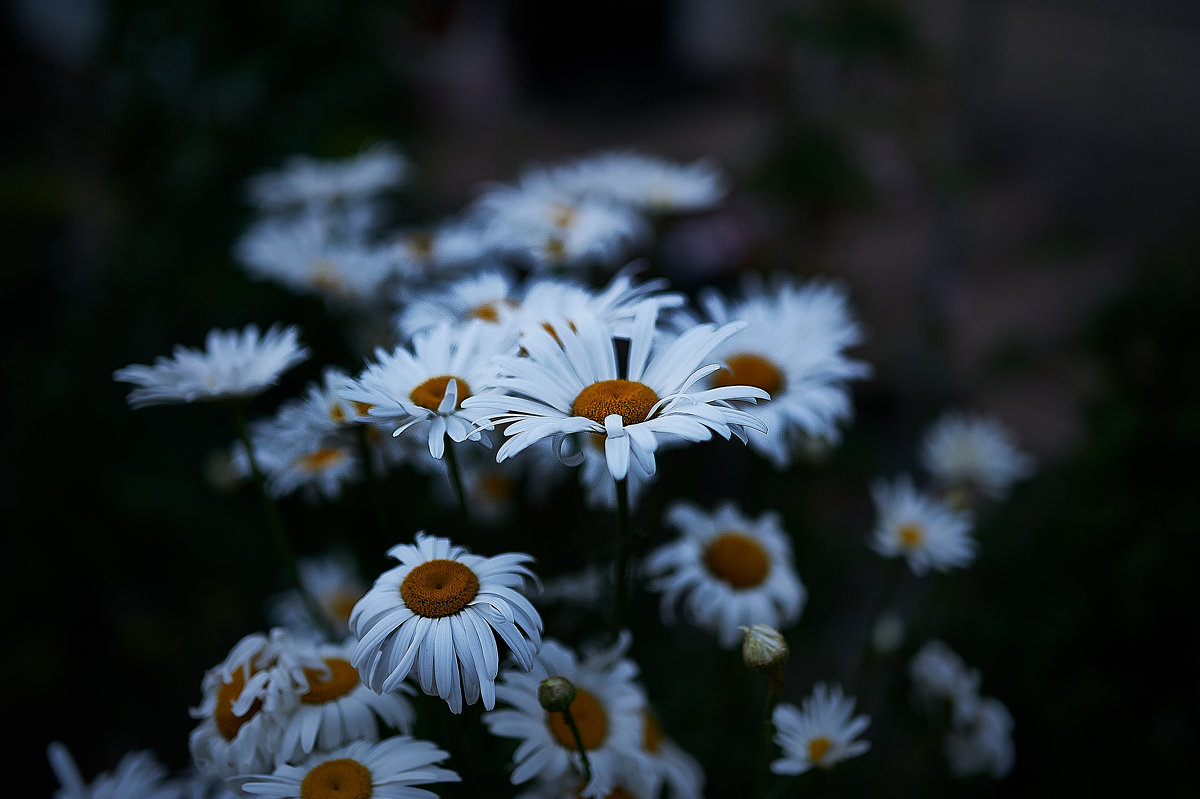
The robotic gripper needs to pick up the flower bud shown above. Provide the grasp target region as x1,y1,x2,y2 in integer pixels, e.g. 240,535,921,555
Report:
740,624,789,674
538,676,577,713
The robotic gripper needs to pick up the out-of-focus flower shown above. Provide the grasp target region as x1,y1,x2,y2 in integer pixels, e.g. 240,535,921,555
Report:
919,410,1035,504
869,476,976,575
770,683,871,776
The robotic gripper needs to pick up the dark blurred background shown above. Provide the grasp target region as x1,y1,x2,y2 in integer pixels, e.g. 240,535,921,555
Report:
6,0,1200,795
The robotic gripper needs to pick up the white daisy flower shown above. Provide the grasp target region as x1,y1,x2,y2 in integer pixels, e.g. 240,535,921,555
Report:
544,149,729,214
394,268,520,341
908,639,982,725
628,707,706,799
869,477,977,575
483,635,650,798
246,142,409,214
48,742,182,799
943,697,1015,779
350,532,543,714
231,411,361,502
114,324,309,409
770,683,871,776
699,274,870,468
386,217,494,277
339,319,514,460
274,637,416,765
234,736,459,798
644,500,807,648
919,410,1035,503
267,550,368,640
461,306,769,482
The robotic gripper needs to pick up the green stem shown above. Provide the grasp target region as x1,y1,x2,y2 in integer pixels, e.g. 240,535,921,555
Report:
756,676,783,798
610,476,630,642
852,558,906,703
355,424,392,553
443,440,472,530
561,706,594,784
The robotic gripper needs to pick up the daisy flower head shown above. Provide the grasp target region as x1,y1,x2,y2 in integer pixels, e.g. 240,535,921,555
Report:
483,634,650,798
231,409,360,502
770,683,871,776
350,532,543,714
869,476,977,575
919,410,1035,505
461,305,769,483
234,735,459,799
338,319,515,460
114,324,309,409
48,742,182,799
644,500,807,648
245,142,409,216
546,149,729,214
393,267,519,341
386,216,495,278
627,706,706,799
698,274,871,469
943,696,1015,779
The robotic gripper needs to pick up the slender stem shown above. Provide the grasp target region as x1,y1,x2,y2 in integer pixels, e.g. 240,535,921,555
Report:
852,558,906,702
355,424,392,552
443,440,472,530
561,706,594,784
756,675,783,798
232,403,334,640
610,476,630,641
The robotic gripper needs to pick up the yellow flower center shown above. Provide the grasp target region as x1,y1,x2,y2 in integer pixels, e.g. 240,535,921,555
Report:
352,401,374,417
329,404,347,424
712,352,785,396
545,237,567,261
299,758,373,799
572,380,659,426
642,711,664,753
400,559,480,618
409,375,471,412
551,202,577,227
898,524,925,549
215,668,261,741
704,532,770,589
298,447,348,473
300,658,360,705
808,736,832,764
329,590,361,626
547,687,608,750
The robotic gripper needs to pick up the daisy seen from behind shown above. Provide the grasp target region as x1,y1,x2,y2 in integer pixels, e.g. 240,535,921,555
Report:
114,323,309,409
644,500,807,648
869,476,977,575
235,736,459,799
350,532,543,714
483,634,650,798
771,683,871,776
919,409,1035,506
461,305,769,483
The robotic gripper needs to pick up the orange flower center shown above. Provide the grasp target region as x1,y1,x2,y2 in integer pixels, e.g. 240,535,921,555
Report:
547,687,608,750
300,658,361,705
712,352,785,396
299,758,372,799
705,532,770,588
808,736,832,764
898,524,925,549
298,447,348,473
642,711,664,753
572,380,659,426
215,668,262,741
409,375,471,412
400,559,480,618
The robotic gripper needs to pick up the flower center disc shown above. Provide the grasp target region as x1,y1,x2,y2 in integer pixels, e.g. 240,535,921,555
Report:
898,524,925,549
712,352,785,396
299,447,348,473
642,711,664,753
300,758,373,799
301,658,360,705
808,736,832,765
547,687,608,750
572,380,659,426
410,375,471,412
401,559,480,618
215,669,262,741
705,532,770,588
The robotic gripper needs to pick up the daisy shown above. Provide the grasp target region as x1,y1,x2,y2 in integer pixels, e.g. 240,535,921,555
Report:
919,410,1035,504
543,149,729,214
644,500,807,648
267,550,368,639
350,532,543,714
48,742,182,799
386,217,494,277
770,683,871,776
627,707,706,799
234,736,459,798
698,274,870,468
339,319,514,460
393,268,520,341
483,635,650,798
943,697,1015,779
461,306,769,482
231,410,361,502
245,142,409,214
908,639,982,725
114,324,309,409
274,637,416,765
869,476,977,575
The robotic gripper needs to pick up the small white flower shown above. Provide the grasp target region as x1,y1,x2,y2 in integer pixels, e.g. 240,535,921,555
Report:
350,532,543,714
908,639,982,725
944,697,1015,779
48,742,181,799
869,476,977,575
645,500,807,648
231,411,360,502
540,149,729,214
114,324,309,409
235,736,459,798
920,410,1035,502
770,683,871,776
246,142,409,214
394,268,520,341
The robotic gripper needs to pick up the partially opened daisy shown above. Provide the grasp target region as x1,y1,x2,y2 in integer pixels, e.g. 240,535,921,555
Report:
483,635,650,798
114,324,309,409
338,319,514,460
919,410,1035,506
644,500,807,648
48,742,182,799
698,274,870,468
461,306,769,482
350,532,542,714
771,683,871,776
235,736,459,799
869,476,977,575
